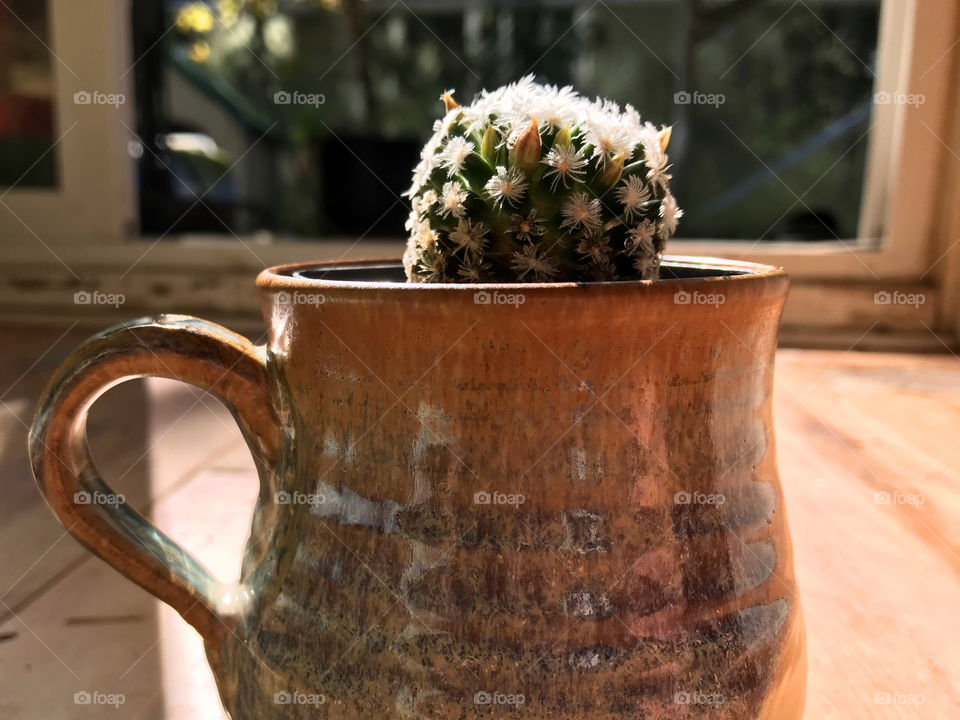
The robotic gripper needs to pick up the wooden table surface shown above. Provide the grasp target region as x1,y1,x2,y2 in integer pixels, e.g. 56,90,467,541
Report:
1,324,958,718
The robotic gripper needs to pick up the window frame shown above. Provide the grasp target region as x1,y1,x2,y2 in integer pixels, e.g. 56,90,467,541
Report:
675,0,956,281
0,0,137,253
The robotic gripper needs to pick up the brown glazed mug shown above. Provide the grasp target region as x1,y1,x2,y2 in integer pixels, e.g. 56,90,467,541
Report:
30,257,806,719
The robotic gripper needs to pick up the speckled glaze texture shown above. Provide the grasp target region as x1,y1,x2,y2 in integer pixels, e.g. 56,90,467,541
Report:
30,257,805,720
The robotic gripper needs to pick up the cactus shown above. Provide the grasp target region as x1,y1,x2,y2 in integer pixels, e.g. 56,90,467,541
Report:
403,77,682,283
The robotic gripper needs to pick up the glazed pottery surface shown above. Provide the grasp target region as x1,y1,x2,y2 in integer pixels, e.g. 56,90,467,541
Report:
30,257,806,719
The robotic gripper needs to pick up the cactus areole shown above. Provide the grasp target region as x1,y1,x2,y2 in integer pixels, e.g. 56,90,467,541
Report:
403,77,682,284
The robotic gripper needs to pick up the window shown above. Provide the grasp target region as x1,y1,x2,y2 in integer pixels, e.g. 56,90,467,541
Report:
0,1,58,188
0,0,957,341
136,0,881,242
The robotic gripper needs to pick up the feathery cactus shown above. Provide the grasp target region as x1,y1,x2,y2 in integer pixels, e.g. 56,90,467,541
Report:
403,77,682,283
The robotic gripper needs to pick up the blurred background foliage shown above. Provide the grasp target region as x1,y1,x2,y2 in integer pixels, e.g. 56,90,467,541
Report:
141,0,879,239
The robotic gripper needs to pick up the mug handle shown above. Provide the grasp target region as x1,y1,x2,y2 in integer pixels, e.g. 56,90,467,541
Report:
29,315,282,655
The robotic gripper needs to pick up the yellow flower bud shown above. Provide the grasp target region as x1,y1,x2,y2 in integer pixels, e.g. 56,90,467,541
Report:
441,90,459,114
510,116,541,174
554,125,573,148
481,124,499,162
658,125,672,152
595,153,625,191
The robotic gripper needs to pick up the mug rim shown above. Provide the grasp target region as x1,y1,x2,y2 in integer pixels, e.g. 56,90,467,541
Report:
257,255,787,293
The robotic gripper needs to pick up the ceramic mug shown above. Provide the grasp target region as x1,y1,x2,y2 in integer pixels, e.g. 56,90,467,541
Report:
30,257,806,719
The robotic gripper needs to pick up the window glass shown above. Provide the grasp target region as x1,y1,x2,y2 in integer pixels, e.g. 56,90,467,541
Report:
0,0,58,188
137,0,880,241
